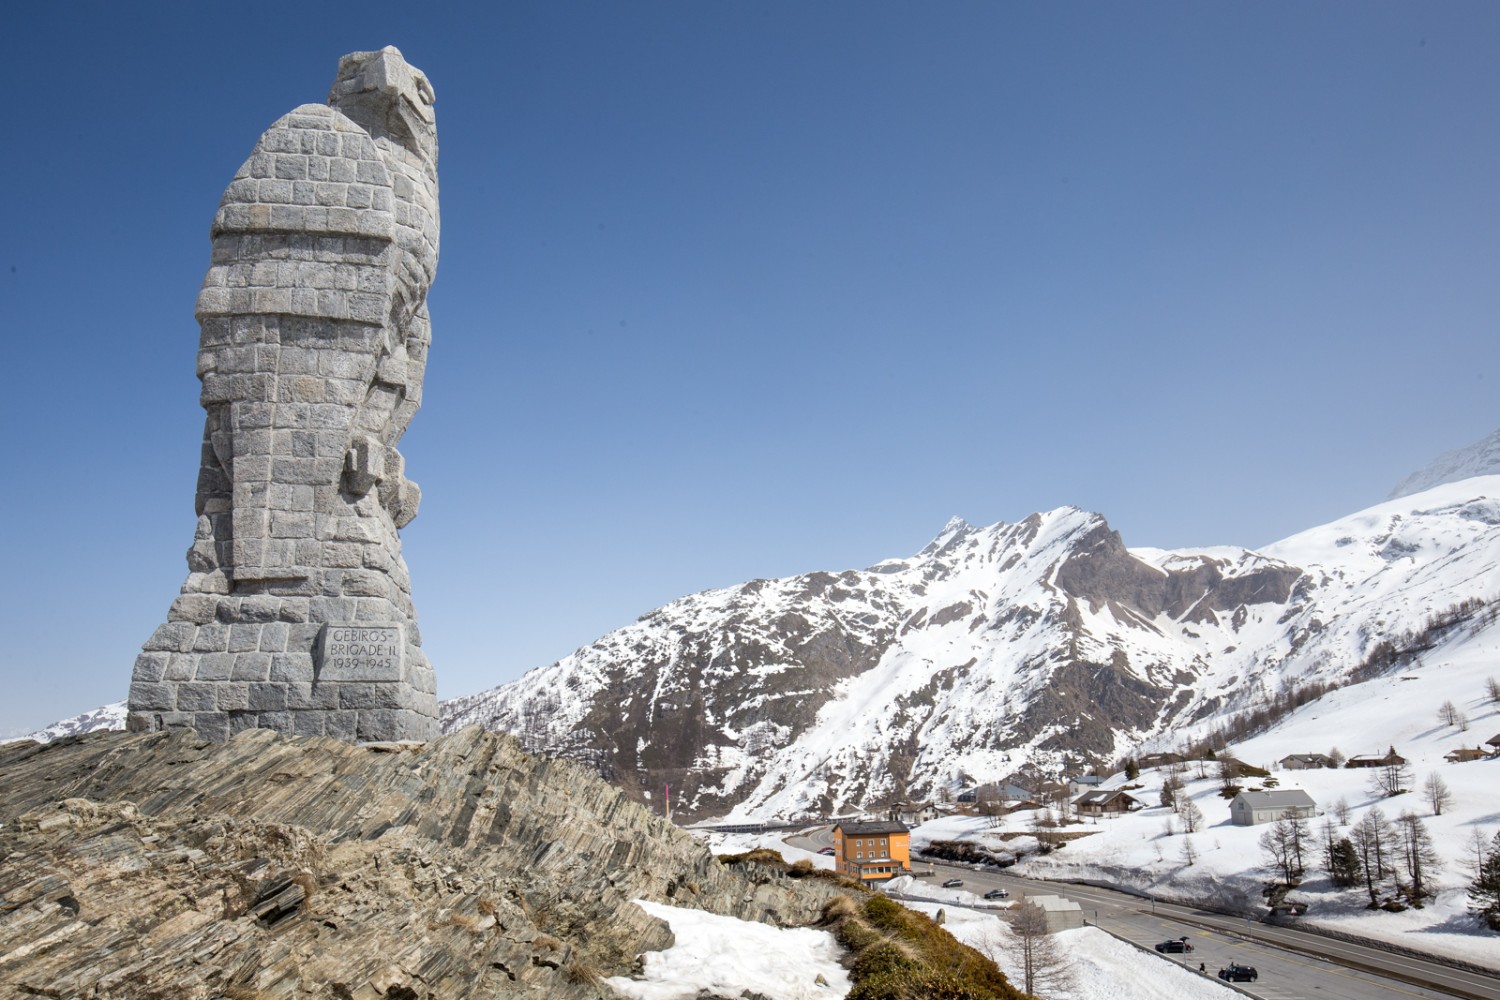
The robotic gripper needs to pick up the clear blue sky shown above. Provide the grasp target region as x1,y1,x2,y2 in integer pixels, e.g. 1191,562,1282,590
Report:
2,2,1496,736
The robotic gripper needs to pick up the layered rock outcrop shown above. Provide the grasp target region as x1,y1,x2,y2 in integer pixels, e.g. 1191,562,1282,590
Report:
0,727,844,998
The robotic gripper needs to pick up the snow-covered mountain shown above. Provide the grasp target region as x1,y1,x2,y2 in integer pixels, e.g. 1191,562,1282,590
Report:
2,701,126,745
443,477,1500,822
1390,428,1500,499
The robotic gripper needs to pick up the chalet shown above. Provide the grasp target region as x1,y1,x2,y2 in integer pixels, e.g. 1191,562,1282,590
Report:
831,820,911,882
1067,775,1106,797
890,802,939,826
1279,753,1333,771
1445,747,1489,764
1487,734,1500,754
1072,789,1143,817
1346,747,1406,768
1230,788,1316,826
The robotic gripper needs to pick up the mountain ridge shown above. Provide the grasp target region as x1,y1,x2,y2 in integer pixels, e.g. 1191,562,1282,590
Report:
443,476,1500,821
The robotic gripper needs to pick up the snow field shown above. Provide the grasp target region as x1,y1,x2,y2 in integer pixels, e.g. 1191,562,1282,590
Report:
900,901,1234,1000
604,899,850,1000
944,625,1500,968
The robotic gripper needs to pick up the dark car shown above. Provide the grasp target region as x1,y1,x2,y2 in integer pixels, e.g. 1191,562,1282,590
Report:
942,878,964,888
1218,964,1258,982
983,888,1010,899
1154,938,1193,953
818,847,836,856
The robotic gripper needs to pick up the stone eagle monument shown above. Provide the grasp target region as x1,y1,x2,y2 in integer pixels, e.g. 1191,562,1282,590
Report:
127,47,440,742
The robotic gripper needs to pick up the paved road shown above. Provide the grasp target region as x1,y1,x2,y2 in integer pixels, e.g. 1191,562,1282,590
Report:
784,830,1497,1000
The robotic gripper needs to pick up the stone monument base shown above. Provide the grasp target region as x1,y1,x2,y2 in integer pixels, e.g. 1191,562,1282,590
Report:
127,594,437,742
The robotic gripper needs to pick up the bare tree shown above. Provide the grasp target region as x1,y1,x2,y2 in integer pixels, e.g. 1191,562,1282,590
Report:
1423,773,1452,816
1260,816,1303,886
1000,901,1075,999
1456,710,1469,732
1394,810,1442,902
1218,760,1242,796
1463,826,1494,881
1350,807,1394,905
1439,700,1460,727
1161,816,1177,838
1326,747,1346,768
1285,810,1311,875
1486,676,1500,704
1332,797,1352,825
1178,798,1204,835
1367,756,1413,799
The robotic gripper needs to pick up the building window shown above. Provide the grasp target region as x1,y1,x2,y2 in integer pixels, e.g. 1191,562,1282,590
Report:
856,851,863,859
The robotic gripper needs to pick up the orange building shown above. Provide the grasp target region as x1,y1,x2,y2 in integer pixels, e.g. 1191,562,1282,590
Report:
831,820,911,881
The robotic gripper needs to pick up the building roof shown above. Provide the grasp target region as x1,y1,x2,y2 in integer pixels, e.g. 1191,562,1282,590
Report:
1279,753,1331,764
1071,775,1105,786
1233,789,1316,811
1027,894,1082,913
1073,789,1140,807
834,820,910,836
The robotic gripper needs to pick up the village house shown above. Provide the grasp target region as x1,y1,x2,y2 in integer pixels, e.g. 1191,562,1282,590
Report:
1346,747,1406,769
1072,788,1143,818
890,802,939,826
831,820,911,882
1487,734,1500,756
1445,747,1489,764
1230,788,1317,826
1067,775,1106,797
1026,894,1085,932
1279,753,1334,770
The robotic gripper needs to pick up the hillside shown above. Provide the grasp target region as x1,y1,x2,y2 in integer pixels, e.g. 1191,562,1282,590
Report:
950,623,1500,967
443,477,1500,821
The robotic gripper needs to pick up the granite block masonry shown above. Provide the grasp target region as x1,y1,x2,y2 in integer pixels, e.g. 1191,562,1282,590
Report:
127,47,440,742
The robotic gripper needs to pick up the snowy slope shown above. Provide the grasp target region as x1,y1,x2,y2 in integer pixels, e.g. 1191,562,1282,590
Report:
1390,428,1500,499
989,619,1500,967
444,477,1500,822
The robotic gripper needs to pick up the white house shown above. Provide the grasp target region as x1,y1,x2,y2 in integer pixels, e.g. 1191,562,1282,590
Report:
1067,775,1105,797
1026,894,1085,932
1230,788,1317,826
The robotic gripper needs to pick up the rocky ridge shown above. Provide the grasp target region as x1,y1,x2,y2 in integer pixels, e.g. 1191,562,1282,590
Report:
0,727,846,998
443,478,1500,821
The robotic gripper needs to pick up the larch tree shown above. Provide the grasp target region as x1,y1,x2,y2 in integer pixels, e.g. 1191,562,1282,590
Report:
1424,772,1452,816
1350,807,1394,906
1395,810,1442,904
1000,901,1075,998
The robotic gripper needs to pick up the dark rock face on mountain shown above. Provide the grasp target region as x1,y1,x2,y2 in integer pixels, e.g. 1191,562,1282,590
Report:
0,728,842,998
442,509,1322,821
443,486,1500,822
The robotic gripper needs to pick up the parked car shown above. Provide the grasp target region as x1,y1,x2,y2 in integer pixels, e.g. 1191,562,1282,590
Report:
1154,938,1193,953
942,878,964,888
983,888,1009,900
1218,964,1258,982
818,847,836,856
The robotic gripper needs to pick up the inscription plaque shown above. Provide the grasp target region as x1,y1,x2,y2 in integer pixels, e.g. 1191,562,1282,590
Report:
316,623,405,682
